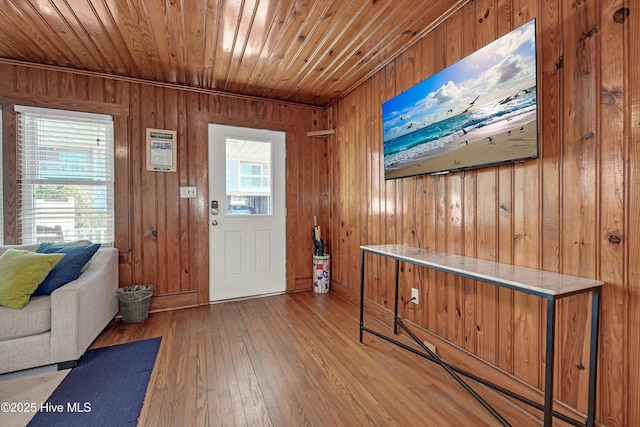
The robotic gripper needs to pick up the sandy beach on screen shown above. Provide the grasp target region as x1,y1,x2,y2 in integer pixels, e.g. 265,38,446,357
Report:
385,119,538,179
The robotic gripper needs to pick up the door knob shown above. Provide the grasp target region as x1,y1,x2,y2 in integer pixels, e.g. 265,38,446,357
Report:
211,220,218,226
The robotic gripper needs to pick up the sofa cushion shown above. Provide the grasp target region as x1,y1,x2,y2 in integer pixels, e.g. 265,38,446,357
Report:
34,243,101,296
0,241,93,257
0,249,65,309
0,295,51,340
0,244,40,256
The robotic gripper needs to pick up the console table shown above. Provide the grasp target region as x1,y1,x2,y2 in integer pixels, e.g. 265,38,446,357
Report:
358,244,602,427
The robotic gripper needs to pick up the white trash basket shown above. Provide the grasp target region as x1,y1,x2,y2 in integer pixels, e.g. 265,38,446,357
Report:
313,254,330,293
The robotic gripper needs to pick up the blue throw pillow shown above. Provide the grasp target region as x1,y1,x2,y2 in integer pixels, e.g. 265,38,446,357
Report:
33,243,101,296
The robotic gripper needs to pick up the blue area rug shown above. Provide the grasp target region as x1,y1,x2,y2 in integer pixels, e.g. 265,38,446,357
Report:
28,337,161,427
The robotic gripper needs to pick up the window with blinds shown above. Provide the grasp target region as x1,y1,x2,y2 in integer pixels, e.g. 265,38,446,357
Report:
15,106,114,245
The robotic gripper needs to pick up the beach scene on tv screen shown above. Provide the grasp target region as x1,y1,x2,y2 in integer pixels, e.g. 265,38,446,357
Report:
382,19,538,179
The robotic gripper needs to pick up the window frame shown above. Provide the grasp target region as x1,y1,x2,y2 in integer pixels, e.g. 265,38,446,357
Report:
15,105,115,245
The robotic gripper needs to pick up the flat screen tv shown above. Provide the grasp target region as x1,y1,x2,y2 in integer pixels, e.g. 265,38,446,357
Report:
382,19,538,179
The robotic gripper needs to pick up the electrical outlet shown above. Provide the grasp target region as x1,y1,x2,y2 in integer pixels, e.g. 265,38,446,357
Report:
411,287,419,304
179,186,197,198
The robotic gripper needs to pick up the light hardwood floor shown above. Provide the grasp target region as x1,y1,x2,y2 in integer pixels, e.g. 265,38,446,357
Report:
93,291,544,426
0,368,69,426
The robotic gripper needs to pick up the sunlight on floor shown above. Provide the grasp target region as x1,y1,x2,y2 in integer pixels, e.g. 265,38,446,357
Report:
0,367,69,426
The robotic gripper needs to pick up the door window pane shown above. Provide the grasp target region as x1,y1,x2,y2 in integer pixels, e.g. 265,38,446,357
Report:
225,138,272,215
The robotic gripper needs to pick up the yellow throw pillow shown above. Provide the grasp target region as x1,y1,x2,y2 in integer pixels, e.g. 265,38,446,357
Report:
0,249,65,309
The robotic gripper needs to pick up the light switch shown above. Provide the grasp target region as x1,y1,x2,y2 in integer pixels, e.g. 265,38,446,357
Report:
179,187,197,198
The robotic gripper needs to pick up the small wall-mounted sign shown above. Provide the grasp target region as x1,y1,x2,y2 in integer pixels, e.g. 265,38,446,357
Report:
146,128,177,172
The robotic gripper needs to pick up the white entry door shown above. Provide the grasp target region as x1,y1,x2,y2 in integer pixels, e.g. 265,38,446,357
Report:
208,124,286,302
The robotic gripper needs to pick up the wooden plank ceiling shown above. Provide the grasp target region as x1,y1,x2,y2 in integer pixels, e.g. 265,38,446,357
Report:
0,0,466,107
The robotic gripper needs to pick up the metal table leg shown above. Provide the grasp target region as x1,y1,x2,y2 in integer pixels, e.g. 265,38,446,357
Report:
359,249,366,343
543,296,556,426
393,259,400,335
586,289,600,427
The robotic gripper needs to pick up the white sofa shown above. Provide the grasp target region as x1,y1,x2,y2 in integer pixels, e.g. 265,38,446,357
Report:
0,245,118,374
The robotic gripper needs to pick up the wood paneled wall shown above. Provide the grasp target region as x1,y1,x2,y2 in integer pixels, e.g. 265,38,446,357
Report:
0,62,329,310
326,0,637,425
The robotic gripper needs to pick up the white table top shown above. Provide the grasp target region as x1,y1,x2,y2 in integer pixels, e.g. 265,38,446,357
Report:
361,244,603,297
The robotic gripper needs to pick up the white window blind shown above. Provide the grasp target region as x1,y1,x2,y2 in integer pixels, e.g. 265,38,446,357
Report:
15,106,114,245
